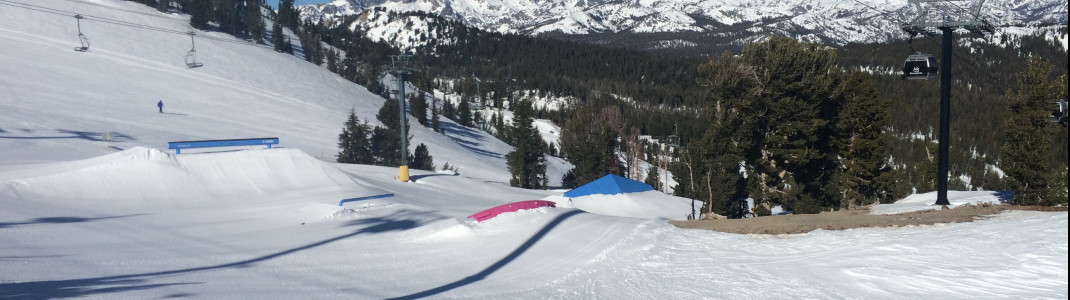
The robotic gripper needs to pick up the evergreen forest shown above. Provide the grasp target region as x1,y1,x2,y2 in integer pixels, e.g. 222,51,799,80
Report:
131,1,1069,214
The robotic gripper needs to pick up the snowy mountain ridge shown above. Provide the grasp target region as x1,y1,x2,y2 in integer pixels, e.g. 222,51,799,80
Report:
297,0,1068,46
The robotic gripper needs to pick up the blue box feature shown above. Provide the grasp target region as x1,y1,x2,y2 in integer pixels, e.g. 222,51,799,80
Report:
167,137,279,154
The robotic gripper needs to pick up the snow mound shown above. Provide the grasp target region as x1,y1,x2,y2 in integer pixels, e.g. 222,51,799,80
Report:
870,190,1013,215
0,147,362,207
563,190,691,220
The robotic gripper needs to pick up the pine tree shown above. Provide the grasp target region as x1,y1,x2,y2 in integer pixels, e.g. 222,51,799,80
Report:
644,167,661,190
276,0,298,30
214,0,242,37
411,143,435,171
326,48,339,74
337,109,373,164
300,30,323,65
271,21,287,52
915,142,938,193
561,168,578,189
443,100,456,122
494,112,507,138
836,71,895,206
558,107,614,186
370,98,412,166
431,97,441,133
1052,167,1069,206
739,37,841,214
243,0,265,42
458,98,473,127
1002,57,1061,206
410,92,428,127
684,51,761,218
181,0,211,30
506,100,548,189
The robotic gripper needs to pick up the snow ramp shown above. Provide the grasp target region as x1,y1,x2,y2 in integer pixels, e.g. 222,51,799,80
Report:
0,147,364,208
562,190,692,220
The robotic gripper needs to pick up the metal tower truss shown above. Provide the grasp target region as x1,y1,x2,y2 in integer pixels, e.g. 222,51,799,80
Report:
902,0,995,36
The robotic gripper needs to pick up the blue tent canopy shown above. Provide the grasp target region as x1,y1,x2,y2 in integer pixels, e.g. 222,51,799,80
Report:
563,174,654,198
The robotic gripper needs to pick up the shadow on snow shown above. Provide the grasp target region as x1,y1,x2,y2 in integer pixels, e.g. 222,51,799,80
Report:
441,122,502,158
387,209,585,299
0,214,144,229
0,210,443,299
0,129,136,143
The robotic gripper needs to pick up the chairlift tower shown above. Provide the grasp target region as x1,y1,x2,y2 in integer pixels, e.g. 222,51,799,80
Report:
389,55,416,182
901,0,994,206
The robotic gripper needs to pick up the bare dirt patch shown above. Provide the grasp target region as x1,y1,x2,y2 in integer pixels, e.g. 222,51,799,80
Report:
668,205,1055,235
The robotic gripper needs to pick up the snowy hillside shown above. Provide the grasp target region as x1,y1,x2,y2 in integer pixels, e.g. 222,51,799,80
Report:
0,0,573,184
0,1,1066,299
299,0,1068,46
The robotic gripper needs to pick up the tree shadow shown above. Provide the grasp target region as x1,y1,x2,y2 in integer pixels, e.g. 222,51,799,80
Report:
0,210,440,299
0,129,136,142
387,209,585,299
441,122,502,158
0,214,144,229
0,280,200,300
408,172,459,182
0,255,64,260
991,190,1014,203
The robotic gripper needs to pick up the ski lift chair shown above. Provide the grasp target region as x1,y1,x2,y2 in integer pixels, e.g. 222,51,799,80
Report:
902,53,938,80
185,32,203,68
588,121,604,135
1050,99,1068,127
469,100,484,111
74,15,89,52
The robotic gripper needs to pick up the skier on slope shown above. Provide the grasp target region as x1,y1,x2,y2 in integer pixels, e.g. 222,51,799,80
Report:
157,100,164,113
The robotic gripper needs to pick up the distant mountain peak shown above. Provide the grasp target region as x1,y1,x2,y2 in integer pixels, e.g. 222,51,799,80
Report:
296,0,1068,52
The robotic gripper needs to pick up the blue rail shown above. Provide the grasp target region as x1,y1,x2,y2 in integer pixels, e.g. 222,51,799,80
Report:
339,194,395,206
167,137,279,154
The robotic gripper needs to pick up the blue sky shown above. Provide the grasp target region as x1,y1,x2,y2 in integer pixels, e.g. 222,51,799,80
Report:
264,0,331,9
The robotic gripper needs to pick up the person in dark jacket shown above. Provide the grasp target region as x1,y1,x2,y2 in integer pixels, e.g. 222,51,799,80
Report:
157,100,163,113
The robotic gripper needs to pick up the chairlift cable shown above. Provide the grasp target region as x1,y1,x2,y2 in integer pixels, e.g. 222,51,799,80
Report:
850,0,904,20
0,0,272,49
916,34,1014,91
59,0,176,20
936,0,989,23
0,0,75,17
845,0,1016,89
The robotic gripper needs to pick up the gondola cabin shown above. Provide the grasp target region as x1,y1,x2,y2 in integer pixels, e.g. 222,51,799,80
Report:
902,53,938,80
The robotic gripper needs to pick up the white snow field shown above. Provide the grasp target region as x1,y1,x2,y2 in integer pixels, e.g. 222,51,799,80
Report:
1,0,1067,299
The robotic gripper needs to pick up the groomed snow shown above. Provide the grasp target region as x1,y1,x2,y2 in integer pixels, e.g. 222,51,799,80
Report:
555,190,694,220
0,1,1066,299
870,190,1014,215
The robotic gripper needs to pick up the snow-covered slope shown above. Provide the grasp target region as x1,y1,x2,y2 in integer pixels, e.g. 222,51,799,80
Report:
0,0,572,184
300,0,1068,46
0,1,1065,299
